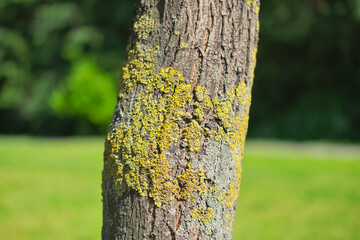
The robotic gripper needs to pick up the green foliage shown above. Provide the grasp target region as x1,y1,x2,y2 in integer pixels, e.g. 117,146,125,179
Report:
0,0,134,134
0,0,359,139
0,27,30,108
249,0,360,141
50,57,116,128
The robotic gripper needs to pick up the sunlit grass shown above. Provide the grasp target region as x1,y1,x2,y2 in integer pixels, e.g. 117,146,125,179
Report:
0,137,103,240
235,141,360,240
0,137,359,239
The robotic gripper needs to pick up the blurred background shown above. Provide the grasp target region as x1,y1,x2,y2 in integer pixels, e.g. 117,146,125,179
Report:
1,0,359,140
0,0,359,239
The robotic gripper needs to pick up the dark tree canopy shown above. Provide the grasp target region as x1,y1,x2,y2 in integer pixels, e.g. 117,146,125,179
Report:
1,0,359,140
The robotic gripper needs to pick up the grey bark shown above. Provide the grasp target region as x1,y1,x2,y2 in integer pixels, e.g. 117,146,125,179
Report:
102,0,259,239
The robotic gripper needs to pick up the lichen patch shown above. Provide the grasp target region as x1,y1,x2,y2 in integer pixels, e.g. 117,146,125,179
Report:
104,14,253,216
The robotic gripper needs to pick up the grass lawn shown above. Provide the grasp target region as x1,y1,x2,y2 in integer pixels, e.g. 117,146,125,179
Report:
0,136,359,239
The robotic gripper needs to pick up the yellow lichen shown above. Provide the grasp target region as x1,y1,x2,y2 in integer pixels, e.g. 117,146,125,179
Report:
236,81,251,106
153,67,184,93
154,45,160,54
216,110,249,208
214,99,234,131
102,126,128,197
190,207,215,223
192,86,213,123
193,107,204,121
250,46,258,81
247,0,260,14
208,83,252,208
118,43,156,98
183,120,202,152
158,120,180,151
218,182,238,208
255,5,260,14
194,86,213,109
246,0,256,7
178,163,207,201
208,181,218,198
205,126,225,142
226,88,236,103
134,14,154,40
180,42,189,49
214,100,232,121
105,15,210,208
104,13,255,212
172,83,192,107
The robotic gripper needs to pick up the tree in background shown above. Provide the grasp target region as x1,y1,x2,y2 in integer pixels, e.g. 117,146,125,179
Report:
0,0,134,134
102,0,259,239
250,0,360,140
1,0,359,140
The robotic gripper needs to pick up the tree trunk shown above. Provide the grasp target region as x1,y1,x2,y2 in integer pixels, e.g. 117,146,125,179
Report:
102,0,259,239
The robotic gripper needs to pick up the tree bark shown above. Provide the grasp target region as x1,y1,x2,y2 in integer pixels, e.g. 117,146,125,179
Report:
102,0,259,239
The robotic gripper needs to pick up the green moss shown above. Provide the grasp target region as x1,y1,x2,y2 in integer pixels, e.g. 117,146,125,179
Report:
190,206,215,223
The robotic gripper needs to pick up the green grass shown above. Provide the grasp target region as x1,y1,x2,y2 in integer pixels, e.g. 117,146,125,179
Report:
0,137,359,239
235,141,360,240
0,137,103,240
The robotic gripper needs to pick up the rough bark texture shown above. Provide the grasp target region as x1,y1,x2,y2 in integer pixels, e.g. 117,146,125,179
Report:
102,0,259,239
